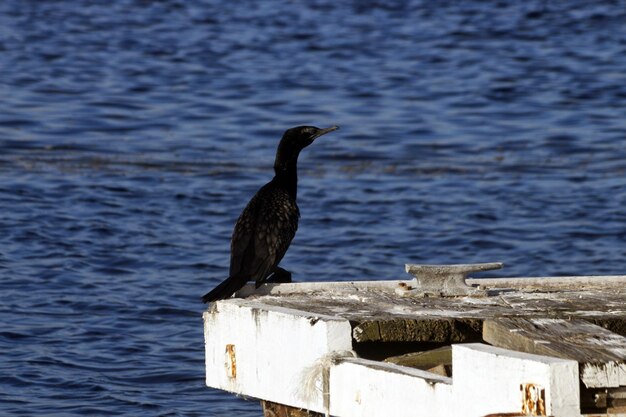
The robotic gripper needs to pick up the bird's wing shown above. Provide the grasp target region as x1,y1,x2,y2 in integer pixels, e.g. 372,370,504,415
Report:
229,190,261,278
229,183,299,283
251,187,299,284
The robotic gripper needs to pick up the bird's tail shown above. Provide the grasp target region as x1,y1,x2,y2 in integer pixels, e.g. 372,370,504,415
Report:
201,277,243,303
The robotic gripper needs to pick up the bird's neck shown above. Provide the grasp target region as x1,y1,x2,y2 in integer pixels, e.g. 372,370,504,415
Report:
274,164,298,199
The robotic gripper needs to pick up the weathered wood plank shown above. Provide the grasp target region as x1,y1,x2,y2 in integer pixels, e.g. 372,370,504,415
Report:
252,288,626,344
256,288,626,324
588,318,626,338
469,275,626,290
261,401,323,417
384,346,452,376
236,275,626,298
353,318,481,343
483,318,626,388
581,386,626,414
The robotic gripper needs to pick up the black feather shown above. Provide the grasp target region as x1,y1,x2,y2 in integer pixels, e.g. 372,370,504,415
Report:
202,125,338,303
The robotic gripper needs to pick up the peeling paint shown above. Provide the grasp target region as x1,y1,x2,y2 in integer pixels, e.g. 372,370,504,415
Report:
520,383,546,416
226,344,237,379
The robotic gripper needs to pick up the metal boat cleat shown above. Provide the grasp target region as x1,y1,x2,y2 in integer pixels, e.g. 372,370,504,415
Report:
401,262,503,297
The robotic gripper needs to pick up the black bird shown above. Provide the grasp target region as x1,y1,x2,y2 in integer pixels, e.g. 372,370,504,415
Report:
202,125,339,303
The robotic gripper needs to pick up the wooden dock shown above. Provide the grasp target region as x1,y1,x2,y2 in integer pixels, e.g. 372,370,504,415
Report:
203,264,626,417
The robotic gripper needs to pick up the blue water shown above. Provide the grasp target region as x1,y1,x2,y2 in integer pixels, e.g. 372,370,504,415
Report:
1,1,626,415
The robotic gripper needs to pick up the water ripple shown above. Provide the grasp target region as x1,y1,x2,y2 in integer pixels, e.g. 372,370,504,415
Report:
2,0,626,415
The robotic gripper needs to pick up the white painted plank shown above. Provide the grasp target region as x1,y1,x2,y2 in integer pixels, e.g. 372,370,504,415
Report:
203,298,352,412
204,298,589,416
453,343,580,417
329,358,452,417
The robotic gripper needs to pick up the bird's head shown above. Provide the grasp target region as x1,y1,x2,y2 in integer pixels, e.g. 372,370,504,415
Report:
282,125,339,149
274,125,339,172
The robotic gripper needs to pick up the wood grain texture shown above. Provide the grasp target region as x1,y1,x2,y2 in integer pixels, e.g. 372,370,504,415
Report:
483,318,626,388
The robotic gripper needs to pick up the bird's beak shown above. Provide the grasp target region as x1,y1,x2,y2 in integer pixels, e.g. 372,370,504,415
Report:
312,125,339,140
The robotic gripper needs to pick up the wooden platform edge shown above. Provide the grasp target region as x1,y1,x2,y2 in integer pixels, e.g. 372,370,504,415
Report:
235,275,626,297
204,300,593,416
483,318,626,388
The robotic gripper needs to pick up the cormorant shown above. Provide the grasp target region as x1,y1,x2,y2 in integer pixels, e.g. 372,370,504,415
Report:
202,125,339,303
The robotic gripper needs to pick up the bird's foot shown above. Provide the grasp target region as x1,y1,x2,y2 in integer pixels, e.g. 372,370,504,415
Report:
266,267,292,284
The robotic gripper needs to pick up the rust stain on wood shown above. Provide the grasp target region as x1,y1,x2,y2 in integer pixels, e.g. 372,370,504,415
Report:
520,383,546,416
226,344,237,379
